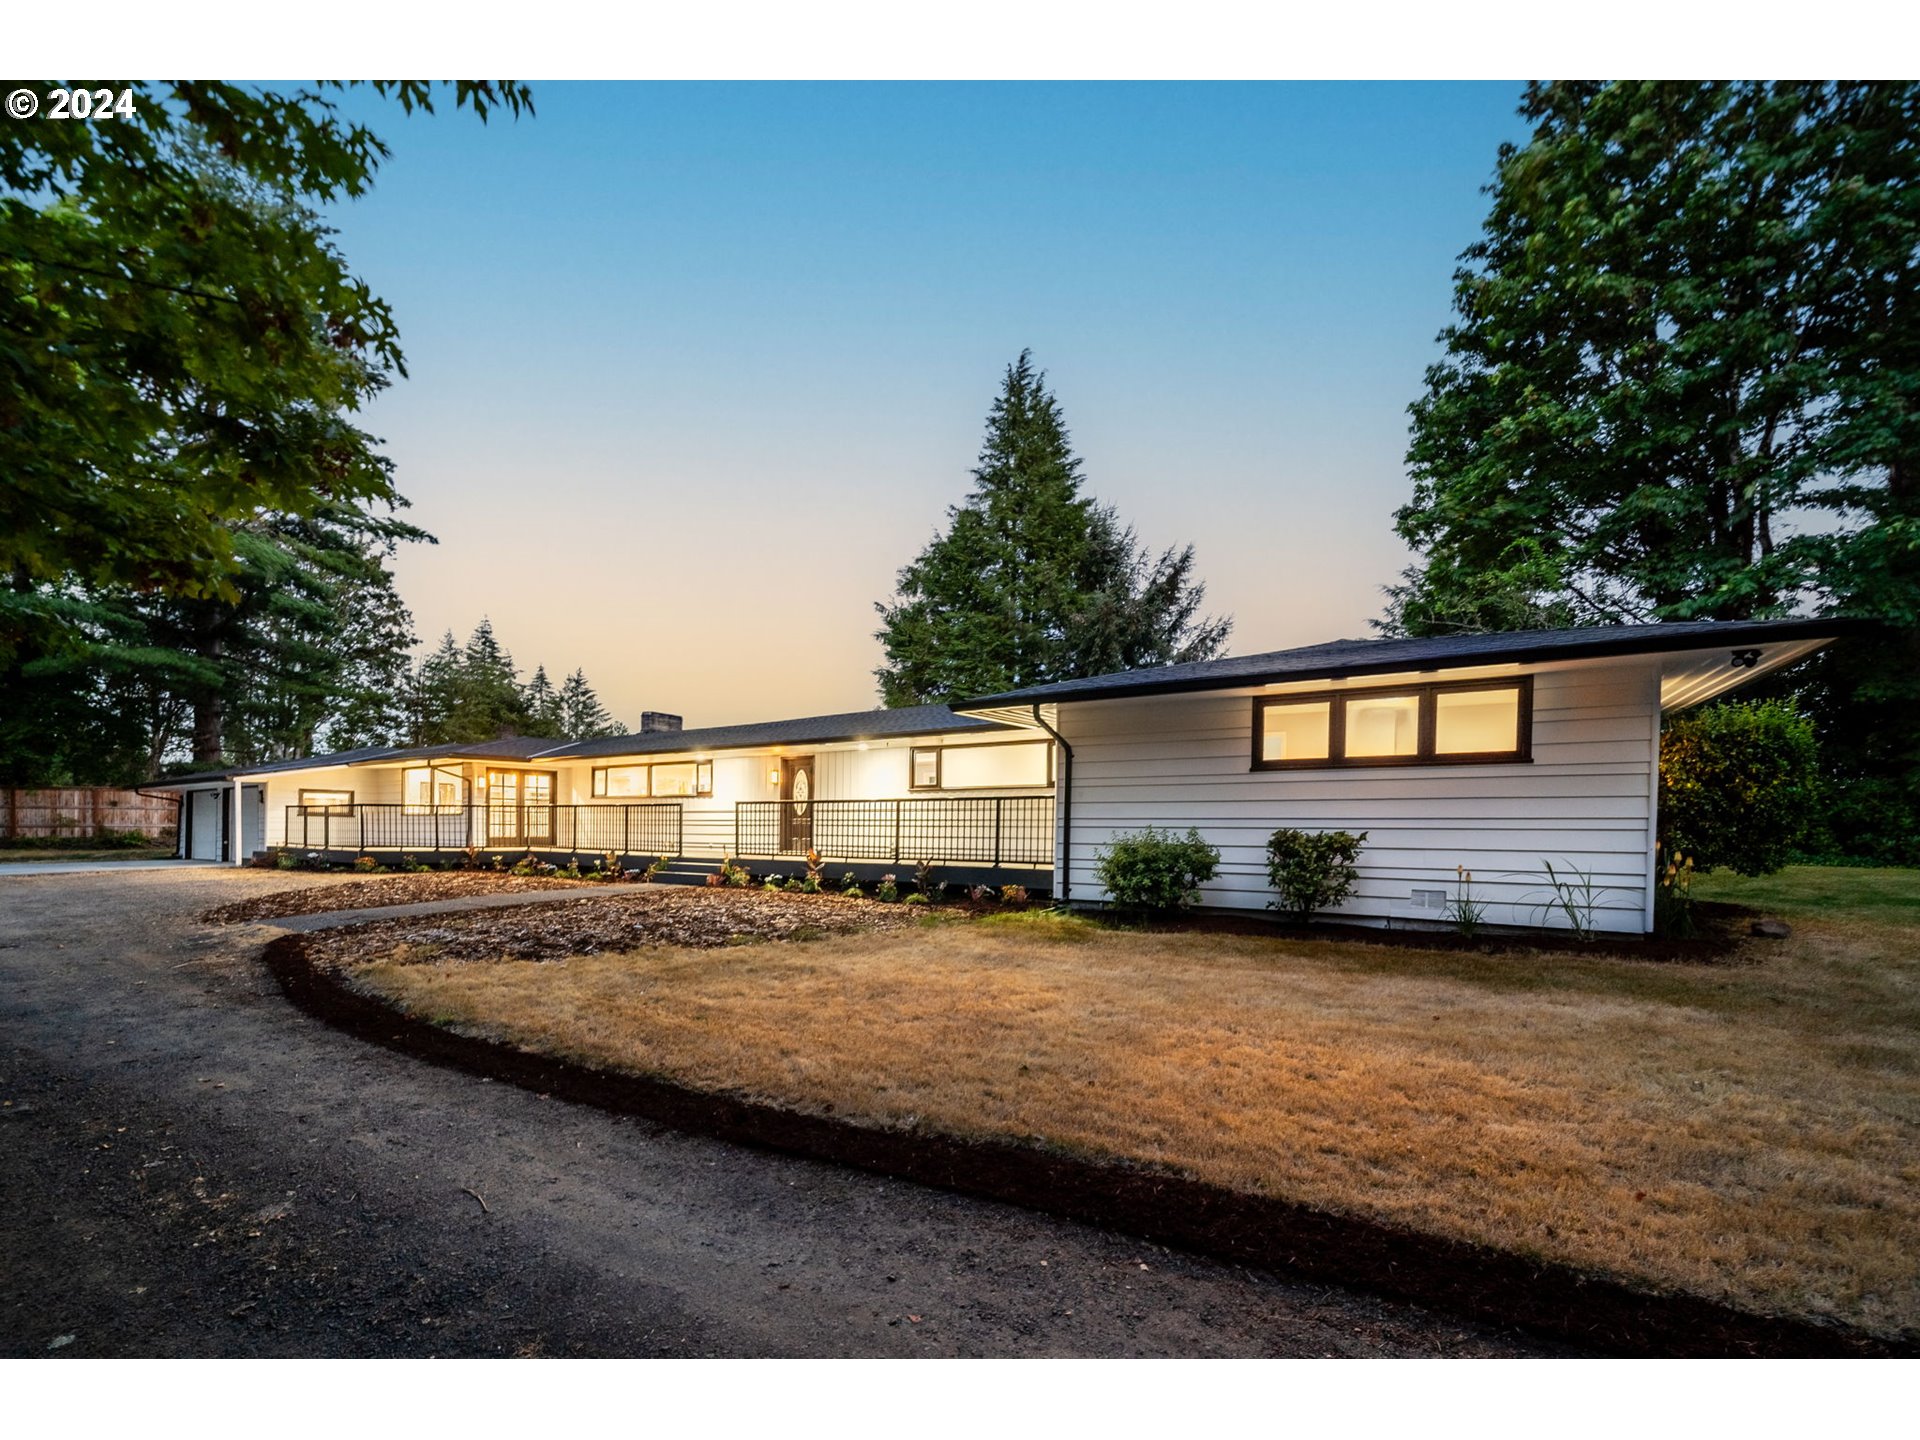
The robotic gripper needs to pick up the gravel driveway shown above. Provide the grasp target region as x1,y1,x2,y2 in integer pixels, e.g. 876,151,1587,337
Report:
0,868,1553,1357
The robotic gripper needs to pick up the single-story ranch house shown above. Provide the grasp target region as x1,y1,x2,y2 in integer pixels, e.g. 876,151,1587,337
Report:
155,618,1852,935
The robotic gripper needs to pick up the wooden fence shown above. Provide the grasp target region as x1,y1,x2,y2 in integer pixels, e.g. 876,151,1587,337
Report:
1,787,180,842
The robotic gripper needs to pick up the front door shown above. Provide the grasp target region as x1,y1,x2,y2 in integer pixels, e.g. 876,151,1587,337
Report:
781,756,815,853
487,770,554,846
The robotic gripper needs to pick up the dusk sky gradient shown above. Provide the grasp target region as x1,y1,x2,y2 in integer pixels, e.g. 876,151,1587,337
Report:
325,81,1533,727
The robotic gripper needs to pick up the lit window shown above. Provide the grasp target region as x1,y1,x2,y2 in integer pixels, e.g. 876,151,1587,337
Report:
911,742,1050,790
402,768,461,812
1258,701,1331,763
593,765,648,798
299,789,353,814
650,762,699,797
591,761,712,798
1345,694,1420,758
911,748,940,789
1253,680,1530,770
1434,688,1522,755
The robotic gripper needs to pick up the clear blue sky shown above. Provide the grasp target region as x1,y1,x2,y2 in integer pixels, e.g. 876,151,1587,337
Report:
325,81,1532,725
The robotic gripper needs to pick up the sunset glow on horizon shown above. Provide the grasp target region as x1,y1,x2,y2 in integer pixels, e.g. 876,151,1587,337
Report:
326,82,1531,728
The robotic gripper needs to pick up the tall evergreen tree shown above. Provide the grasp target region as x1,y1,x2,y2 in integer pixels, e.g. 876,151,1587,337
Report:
875,351,1230,704
457,617,528,740
558,668,624,739
405,631,466,746
521,665,563,738
1386,81,1920,858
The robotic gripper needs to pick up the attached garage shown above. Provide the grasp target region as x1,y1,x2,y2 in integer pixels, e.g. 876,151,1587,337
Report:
184,788,225,861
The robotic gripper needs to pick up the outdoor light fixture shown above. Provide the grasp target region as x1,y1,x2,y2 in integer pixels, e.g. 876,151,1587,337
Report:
1731,649,1762,669
769,768,781,787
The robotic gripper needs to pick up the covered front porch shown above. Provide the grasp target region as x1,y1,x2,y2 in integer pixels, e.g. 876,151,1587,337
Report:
280,795,1056,878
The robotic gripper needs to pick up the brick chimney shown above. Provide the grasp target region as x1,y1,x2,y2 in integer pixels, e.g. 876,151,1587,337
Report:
639,711,683,734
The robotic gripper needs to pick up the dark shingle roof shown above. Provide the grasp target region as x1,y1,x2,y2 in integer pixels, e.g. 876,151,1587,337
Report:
152,735,576,787
542,704,1008,761
951,618,1864,710
151,705,1010,784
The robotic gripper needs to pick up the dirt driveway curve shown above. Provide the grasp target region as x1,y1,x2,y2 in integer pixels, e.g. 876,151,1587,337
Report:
0,868,1551,1357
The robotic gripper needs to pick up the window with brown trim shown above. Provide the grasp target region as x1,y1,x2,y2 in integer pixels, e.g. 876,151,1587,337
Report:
909,741,1053,790
298,788,355,814
591,761,712,798
1252,678,1532,769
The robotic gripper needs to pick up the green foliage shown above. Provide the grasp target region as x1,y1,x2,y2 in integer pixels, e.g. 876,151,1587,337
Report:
1532,861,1605,942
875,351,1230,704
1446,866,1489,938
1264,828,1366,923
1093,827,1221,914
1385,82,1920,866
875,873,900,903
403,621,624,746
0,81,530,665
1661,700,1821,875
1392,82,1920,629
351,854,381,874
1653,845,1699,939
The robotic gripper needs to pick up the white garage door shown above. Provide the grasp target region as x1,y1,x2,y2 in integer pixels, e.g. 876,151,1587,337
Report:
187,790,222,860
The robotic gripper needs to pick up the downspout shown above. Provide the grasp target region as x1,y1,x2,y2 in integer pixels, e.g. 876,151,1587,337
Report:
1030,704,1073,908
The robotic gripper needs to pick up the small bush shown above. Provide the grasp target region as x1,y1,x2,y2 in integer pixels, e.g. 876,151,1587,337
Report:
903,892,929,906
721,858,751,888
1264,828,1365,923
1000,883,1029,905
875,873,900,903
913,859,937,895
1093,827,1220,914
351,854,381,874
1660,699,1819,875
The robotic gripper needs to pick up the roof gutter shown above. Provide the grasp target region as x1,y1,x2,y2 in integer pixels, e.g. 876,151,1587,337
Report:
1028,704,1073,908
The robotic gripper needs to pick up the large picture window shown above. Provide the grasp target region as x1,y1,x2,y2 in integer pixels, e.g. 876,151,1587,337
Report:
402,767,464,813
298,788,354,814
909,741,1053,790
591,761,712,798
1253,678,1532,770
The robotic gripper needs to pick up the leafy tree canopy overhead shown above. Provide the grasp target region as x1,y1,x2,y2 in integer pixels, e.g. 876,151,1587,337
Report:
875,351,1230,705
1386,81,1919,634
0,80,532,661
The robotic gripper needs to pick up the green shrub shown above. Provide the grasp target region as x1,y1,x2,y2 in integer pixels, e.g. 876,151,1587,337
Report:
1660,700,1819,875
1264,828,1366,923
1092,827,1220,914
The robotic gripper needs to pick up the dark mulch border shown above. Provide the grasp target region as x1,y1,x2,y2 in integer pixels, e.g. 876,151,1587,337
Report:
1115,900,1756,964
263,932,1909,1358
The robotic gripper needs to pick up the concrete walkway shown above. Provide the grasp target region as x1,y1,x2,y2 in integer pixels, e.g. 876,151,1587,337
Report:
0,858,213,877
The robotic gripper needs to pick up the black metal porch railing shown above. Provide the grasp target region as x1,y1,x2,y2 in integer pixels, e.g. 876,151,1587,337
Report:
283,803,683,856
733,797,1054,869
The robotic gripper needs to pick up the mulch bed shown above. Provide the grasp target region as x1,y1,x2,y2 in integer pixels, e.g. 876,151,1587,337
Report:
1118,900,1756,963
202,871,594,924
262,928,1910,1358
299,886,927,968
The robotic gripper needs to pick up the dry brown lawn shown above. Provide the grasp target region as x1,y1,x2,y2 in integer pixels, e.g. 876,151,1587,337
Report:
345,871,1920,1338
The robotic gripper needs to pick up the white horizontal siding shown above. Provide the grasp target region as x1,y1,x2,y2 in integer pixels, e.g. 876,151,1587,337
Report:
1058,662,1661,934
